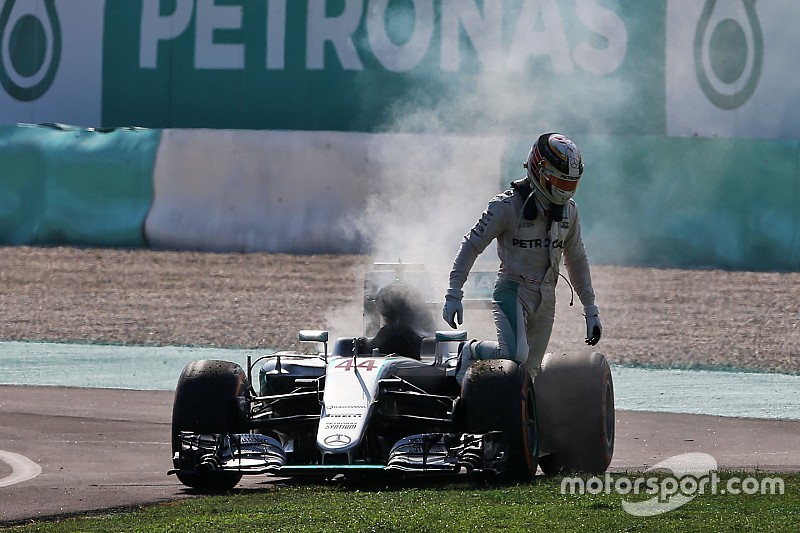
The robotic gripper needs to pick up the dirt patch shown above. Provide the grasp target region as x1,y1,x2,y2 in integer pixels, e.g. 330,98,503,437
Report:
1,247,798,373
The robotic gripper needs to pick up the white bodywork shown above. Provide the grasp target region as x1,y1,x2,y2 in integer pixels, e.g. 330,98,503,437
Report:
316,356,410,458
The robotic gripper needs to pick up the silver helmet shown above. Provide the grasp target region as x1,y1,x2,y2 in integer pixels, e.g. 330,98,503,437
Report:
524,133,584,205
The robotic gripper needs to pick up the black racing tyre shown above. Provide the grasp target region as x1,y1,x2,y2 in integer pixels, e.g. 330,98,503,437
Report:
171,359,250,491
534,352,615,475
460,359,538,481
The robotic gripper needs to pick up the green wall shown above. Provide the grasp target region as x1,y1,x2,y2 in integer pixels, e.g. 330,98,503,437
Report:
3,125,798,271
0,124,160,247
503,135,800,270
102,0,663,134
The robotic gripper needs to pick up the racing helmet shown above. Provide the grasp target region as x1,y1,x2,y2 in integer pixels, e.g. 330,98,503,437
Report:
524,133,584,205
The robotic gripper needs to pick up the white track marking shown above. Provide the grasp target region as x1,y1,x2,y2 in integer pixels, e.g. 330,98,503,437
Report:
0,450,42,487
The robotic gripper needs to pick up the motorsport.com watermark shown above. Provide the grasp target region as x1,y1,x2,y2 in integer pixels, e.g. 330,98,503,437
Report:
560,453,785,517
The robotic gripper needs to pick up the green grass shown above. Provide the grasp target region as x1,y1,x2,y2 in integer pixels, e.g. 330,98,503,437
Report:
8,473,799,532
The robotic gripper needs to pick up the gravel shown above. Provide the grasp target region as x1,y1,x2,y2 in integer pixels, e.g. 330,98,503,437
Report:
1,246,798,374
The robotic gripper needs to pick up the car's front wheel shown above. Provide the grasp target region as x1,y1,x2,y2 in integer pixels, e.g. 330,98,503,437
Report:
171,359,250,491
460,359,538,481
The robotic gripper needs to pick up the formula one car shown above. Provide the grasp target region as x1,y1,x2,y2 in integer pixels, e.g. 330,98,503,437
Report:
169,263,614,490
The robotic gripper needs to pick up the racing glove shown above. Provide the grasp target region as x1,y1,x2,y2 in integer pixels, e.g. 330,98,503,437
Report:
442,289,464,329
584,305,602,346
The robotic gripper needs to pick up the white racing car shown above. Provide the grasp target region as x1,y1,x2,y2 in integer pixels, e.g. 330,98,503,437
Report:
168,263,614,490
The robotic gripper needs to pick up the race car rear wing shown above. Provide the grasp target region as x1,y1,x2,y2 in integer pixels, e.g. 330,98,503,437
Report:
366,261,495,309
362,261,495,338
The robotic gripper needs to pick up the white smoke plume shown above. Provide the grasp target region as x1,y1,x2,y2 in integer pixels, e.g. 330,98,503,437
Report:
325,0,639,341
326,132,507,340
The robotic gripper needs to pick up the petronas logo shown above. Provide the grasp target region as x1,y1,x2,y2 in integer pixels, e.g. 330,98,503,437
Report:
0,0,61,101
694,0,763,110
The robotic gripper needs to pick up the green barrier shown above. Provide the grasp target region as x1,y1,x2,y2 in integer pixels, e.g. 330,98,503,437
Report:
502,135,800,271
0,124,160,247
102,1,663,135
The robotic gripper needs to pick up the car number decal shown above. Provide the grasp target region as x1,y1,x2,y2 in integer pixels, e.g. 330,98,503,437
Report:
334,359,378,372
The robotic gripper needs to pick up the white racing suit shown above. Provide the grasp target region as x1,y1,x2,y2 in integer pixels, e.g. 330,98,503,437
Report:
446,181,597,378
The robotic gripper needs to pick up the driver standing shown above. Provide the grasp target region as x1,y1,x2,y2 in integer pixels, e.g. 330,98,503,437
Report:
442,133,602,383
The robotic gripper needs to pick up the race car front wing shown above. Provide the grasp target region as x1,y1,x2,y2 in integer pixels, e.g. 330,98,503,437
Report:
386,432,507,473
170,432,287,475
169,431,509,477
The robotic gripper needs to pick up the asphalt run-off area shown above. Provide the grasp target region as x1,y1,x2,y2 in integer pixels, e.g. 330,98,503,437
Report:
1,341,799,421
2,340,800,524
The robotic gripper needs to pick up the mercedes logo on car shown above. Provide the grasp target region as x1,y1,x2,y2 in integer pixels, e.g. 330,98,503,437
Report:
323,434,352,447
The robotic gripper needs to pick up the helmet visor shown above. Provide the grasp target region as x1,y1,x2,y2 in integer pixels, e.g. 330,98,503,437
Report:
543,168,580,192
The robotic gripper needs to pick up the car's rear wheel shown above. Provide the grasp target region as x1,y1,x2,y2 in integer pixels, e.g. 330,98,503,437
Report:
535,352,615,475
171,359,250,491
461,359,538,481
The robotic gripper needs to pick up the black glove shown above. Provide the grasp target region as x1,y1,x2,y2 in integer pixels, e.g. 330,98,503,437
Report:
584,306,602,346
